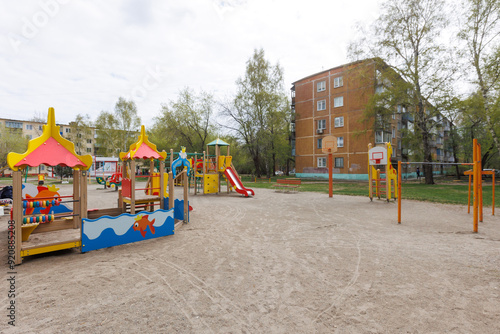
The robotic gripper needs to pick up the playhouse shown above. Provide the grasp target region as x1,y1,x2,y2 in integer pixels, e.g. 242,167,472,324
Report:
8,108,189,265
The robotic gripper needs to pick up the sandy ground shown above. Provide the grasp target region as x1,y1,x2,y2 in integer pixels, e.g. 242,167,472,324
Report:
1,183,499,333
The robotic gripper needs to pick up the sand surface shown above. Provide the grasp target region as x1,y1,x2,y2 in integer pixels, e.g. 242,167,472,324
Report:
1,184,499,333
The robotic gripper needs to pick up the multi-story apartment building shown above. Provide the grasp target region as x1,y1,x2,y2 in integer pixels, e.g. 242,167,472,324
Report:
290,59,453,179
0,117,96,173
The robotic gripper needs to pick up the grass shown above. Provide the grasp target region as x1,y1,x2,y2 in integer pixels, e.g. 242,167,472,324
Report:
241,176,499,208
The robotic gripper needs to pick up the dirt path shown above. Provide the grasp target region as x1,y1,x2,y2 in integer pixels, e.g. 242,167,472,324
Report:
1,185,499,333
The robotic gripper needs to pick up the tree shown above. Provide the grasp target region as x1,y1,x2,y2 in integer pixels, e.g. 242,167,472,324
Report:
349,0,457,184
69,114,93,156
152,88,216,153
95,97,141,157
458,0,500,156
30,111,46,137
0,124,29,170
221,49,290,177
458,92,500,168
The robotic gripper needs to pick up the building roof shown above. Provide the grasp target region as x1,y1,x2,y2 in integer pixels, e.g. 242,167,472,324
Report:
291,58,376,85
6,108,93,171
119,125,167,161
207,138,230,146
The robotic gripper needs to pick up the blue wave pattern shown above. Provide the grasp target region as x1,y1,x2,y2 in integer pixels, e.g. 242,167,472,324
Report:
81,209,175,253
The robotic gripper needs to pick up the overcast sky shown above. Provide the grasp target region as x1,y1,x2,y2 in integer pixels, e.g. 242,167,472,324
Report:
1,0,382,126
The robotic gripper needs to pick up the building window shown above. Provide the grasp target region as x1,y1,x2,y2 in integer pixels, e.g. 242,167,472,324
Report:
334,157,344,168
337,137,344,148
334,116,344,128
39,125,43,130
87,148,92,153
317,157,327,168
318,119,326,130
65,128,71,133
317,81,326,92
334,96,343,108
26,124,33,130
40,165,45,171
317,138,322,149
375,131,384,143
392,127,396,138
87,139,92,144
398,140,402,150
334,76,343,88
392,112,396,120
6,121,22,129
317,100,326,111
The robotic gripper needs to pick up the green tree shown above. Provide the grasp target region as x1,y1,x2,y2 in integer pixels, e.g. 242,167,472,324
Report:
152,88,216,153
221,48,290,177
95,97,141,157
458,92,500,168
349,0,457,184
0,124,29,170
458,0,500,156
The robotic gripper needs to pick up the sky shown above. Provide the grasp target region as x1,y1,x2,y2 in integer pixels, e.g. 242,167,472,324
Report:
0,0,382,127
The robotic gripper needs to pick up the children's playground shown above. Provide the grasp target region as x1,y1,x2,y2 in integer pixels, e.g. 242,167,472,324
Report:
1,109,499,333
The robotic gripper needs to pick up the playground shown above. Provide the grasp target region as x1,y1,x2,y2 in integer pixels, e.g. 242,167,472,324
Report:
1,185,499,333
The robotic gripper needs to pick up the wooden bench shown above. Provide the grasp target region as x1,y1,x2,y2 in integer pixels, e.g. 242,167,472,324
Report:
272,179,301,193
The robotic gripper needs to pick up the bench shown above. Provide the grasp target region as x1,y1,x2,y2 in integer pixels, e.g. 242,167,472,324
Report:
272,179,301,193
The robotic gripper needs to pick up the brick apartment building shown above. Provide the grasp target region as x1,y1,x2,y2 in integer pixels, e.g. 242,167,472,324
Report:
290,59,453,179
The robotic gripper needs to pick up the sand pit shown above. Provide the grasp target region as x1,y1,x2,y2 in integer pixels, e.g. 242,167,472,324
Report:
1,184,499,333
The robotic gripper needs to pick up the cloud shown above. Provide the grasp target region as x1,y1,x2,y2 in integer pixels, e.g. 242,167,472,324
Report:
0,0,381,126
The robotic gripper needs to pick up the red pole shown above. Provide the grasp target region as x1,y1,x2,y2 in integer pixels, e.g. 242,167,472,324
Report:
328,150,333,198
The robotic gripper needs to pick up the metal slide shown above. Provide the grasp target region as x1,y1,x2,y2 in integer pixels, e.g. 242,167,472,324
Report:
224,167,254,197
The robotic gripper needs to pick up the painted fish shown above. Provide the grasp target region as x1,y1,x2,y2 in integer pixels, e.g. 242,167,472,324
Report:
133,214,156,237
25,185,60,215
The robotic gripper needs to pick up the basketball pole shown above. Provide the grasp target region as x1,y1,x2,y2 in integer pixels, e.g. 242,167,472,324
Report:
328,149,333,198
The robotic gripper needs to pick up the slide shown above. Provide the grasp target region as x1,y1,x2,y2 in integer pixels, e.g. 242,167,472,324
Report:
224,167,254,197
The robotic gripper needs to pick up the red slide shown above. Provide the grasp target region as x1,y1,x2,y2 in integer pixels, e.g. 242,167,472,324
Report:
224,167,254,197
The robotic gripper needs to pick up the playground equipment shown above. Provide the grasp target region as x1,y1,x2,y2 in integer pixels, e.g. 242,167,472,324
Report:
8,108,93,264
171,147,191,178
190,138,254,197
368,142,398,201
465,169,495,217
397,139,491,233
8,109,189,265
93,157,122,190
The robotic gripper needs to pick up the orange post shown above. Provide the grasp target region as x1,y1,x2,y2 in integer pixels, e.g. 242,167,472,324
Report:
328,150,333,198
467,173,471,214
492,172,495,216
478,143,483,222
473,139,478,233
398,161,402,224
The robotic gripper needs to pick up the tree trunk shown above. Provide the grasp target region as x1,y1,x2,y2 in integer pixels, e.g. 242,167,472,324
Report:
450,123,460,180
421,121,434,185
